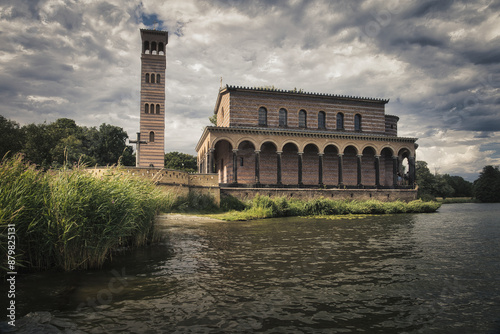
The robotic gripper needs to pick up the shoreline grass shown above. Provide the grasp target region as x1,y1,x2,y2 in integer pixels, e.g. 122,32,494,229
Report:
209,194,441,221
0,155,175,272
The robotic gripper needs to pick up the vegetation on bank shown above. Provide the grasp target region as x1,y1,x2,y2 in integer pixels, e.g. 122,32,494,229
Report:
210,194,442,221
0,155,176,272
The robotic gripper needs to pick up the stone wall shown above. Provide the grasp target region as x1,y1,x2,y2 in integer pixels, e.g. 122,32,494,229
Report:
87,167,220,204
221,187,418,202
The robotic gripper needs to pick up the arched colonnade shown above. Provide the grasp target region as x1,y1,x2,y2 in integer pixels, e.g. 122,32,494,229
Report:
199,137,416,188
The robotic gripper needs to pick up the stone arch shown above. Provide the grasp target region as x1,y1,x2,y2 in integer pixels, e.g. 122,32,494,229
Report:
237,140,256,184
214,139,234,184
280,139,300,152
398,147,413,186
282,142,299,185
343,145,358,185
380,147,394,187
362,146,377,186
236,137,258,150
341,143,360,155
259,139,278,152
260,141,278,184
212,137,236,150
143,41,150,54
324,144,339,186
303,143,319,185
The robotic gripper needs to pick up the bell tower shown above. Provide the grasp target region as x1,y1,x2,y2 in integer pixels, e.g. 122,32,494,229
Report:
137,29,168,167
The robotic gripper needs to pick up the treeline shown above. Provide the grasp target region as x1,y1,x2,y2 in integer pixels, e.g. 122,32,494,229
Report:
416,160,500,203
0,115,135,168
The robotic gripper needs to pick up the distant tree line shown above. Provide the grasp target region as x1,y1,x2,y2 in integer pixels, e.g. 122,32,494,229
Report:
416,160,500,203
0,115,135,168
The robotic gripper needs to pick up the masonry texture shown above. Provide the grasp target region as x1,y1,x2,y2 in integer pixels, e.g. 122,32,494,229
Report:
196,85,418,200
88,167,220,204
138,29,168,168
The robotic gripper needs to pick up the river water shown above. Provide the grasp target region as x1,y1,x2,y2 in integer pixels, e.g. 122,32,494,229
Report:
7,203,500,333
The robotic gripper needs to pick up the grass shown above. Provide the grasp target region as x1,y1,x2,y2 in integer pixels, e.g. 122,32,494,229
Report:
435,197,478,204
209,194,441,221
0,155,175,272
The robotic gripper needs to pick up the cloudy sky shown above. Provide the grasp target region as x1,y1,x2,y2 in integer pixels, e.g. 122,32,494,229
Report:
1,0,499,180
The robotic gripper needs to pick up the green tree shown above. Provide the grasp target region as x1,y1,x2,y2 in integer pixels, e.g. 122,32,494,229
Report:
0,115,25,158
473,165,500,202
164,151,197,172
416,160,436,200
209,114,217,126
442,174,473,197
88,123,130,166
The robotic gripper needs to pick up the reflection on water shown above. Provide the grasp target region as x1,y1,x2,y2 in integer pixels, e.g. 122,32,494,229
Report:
9,204,500,333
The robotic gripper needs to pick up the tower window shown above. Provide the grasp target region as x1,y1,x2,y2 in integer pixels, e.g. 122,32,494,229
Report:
299,109,307,128
145,73,149,83
156,104,161,114
279,108,287,127
156,74,161,84
145,103,149,114
151,42,157,54
159,42,164,54
144,41,150,54
355,114,362,131
258,107,267,126
149,131,155,142
151,73,155,83
336,113,344,130
318,111,326,129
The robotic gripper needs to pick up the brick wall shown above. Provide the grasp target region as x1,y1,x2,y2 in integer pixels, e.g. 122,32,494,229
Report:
223,89,387,134
222,187,418,202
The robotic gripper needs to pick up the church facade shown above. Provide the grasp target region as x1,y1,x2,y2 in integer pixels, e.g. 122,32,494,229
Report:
196,85,417,190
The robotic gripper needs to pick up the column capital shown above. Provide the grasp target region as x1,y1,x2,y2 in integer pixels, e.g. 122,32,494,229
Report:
254,150,261,154
392,155,398,159
298,152,304,156
232,149,239,153
375,155,381,158
357,154,363,158
337,153,344,157
209,148,215,153
318,153,324,157
277,151,283,155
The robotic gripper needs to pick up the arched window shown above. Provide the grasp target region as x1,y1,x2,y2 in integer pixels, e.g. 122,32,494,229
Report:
144,41,150,54
159,42,164,54
151,42,157,54
336,113,344,130
145,73,149,83
156,104,161,114
145,103,149,114
318,111,326,129
258,107,267,126
156,74,161,84
151,73,155,83
299,109,307,128
279,108,287,127
355,114,362,131
149,131,155,142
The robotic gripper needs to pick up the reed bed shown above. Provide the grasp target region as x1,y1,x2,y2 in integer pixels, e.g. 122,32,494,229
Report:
0,155,175,272
214,194,441,221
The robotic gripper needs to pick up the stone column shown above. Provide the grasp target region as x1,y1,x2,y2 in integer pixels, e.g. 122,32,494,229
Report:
254,150,260,184
375,155,381,187
277,151,283,185
337,153,343,187
357,154,363,187
408,156,416,187
205,153,210,174
392,156,399,187
318,153,324,186
209,148,215,173
298,152,303,186
232,149,238,184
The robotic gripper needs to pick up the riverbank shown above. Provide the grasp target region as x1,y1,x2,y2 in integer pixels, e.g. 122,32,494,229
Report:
209,194,441,221
0,156,174,272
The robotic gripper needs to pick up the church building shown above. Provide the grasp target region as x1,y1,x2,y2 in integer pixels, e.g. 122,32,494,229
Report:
196,85,417,190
